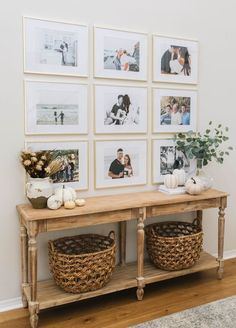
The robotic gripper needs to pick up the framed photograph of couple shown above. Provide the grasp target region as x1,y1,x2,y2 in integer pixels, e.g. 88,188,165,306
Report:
23,17,88,76
94,27,148,81
95,140,147,189
94,85,147,134
26,141,88,190
153,35,198,84
152,139,196,184
153,88,197,133
24,80,88,135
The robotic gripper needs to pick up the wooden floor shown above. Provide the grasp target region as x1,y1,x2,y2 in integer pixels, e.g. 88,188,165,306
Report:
1,258,236,328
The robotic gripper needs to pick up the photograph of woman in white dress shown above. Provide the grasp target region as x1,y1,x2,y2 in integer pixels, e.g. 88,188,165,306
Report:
104,38,140,72
161,45,191,76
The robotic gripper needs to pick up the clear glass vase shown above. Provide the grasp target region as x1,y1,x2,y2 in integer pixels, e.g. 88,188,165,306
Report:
196,159,213,191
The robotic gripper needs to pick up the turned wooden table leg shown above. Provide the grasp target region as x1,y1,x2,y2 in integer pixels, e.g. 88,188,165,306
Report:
196,210,203,229
217,197,227,280
136,207,146,301
20,220,28,308
119,221,127,266
28,222,39,328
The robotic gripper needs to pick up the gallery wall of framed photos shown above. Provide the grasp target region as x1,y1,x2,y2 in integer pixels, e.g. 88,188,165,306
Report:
23,15,199,194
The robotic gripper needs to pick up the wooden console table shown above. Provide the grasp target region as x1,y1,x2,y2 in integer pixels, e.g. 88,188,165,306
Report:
17,189,228,328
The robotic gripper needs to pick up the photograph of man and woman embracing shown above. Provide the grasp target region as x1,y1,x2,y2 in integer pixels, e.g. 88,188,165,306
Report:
161,45,191,76
108,148,133,179
104,94,139,126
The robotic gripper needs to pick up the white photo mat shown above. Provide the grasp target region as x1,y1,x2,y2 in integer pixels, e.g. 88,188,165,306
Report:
94,27,148,80
95,140,147,189
152,139,196,184
153,88,197,133
94,85,148,134
153,35,198,84
25,80,88,135
26,141,88,190
24,17,88,76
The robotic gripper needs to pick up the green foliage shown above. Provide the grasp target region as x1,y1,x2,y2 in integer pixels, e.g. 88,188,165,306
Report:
175,122,233,166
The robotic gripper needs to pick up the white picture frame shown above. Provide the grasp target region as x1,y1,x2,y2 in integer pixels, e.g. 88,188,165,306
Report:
152,139,196,184
26,141,88,190
94,84,148,134
23,17,88,76
24,80,88,135
153,88,197,133
94,27,148,81
153,35,198,84
95,140,147,189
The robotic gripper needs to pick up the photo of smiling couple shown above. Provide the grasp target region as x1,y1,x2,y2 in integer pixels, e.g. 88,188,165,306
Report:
108,148,133,179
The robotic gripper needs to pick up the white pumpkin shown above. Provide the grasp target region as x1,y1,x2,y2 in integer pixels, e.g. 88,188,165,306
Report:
173,169,186,186
164,174,178,189
75,198,86,207
47,195,62,210
66,187,77,200
64,200,76,209
185,177,204,195
54,186,77,204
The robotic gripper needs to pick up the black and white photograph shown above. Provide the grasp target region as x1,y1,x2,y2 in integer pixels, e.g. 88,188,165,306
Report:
26,141,88,189
95,85,147,134
24,17,88,76
152,139,196,183
95,140,147,188
25,80,88,135
36,104,79,126
153,35,198,84
153,88,197,133
94,27,148,80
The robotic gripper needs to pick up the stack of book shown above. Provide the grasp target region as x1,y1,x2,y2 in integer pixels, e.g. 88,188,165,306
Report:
158,185,186,195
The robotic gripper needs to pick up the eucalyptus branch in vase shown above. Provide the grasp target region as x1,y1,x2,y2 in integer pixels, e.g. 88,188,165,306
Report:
175,121,233,189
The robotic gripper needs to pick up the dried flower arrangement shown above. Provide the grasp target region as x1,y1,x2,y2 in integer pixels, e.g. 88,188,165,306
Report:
20,150,63,178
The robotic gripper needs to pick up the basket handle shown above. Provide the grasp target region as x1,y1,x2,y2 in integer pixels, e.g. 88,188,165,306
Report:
48,240,54,252
108,230,115,240
150,227,156,237
192,218,202,228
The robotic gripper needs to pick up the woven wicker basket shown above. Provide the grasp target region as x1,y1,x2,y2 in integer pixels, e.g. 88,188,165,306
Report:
48,231,116,293
145,219,203,271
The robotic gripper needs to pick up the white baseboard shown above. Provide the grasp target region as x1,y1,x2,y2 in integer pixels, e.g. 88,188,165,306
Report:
212,249,236,260
0,250,236,313
0,297,23,312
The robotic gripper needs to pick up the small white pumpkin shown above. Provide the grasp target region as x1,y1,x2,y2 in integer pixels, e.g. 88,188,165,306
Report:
185,177,204,195
64,200,76,209
75,198,86,207
47,195,62,210
54,186,77,204
65,187,77,201
173,168,186,186
164,174,179,189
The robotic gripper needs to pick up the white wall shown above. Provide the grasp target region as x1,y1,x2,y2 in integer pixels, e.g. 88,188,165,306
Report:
0,0,236,305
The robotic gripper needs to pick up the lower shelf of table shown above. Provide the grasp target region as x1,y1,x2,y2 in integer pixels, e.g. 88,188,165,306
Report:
24,252,218,310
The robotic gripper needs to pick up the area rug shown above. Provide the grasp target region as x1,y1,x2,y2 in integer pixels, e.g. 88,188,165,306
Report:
131,295,236,328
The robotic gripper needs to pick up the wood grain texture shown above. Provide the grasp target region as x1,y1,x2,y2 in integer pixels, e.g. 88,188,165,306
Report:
1,258,236,328
16,189,228,328
16,189,228,222
119,221,127,266
22,252,217,311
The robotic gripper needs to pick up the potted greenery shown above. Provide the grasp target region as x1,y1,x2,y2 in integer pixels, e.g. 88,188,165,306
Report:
175,121,233,189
